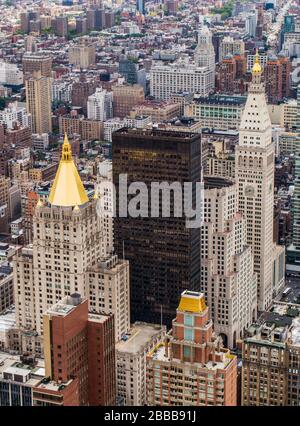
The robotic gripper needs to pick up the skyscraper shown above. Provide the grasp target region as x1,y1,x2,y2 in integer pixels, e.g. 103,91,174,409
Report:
25,72,52,134
146,290,238,406
112,128,201,326
43,293,116,406
194,26,215,92
236,52,285,310
201,176,257,348
287,85,300,267
14,135,106,346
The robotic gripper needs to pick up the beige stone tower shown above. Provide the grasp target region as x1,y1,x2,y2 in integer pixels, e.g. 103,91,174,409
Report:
25,71,52,134
236,52,285,311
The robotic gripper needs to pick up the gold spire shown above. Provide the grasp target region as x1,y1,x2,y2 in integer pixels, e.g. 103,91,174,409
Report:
252,49,262,74
48,134,89,207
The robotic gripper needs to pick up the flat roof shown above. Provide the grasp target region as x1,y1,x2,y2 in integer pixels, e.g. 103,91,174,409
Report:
113,127,201,141
116,322,163,355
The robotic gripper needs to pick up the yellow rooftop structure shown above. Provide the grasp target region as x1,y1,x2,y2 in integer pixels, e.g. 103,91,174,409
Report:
252,50,262,74
178,290,207,314
48,134,89,207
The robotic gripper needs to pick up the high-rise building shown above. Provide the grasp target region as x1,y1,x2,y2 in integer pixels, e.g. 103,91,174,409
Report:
112,128,201,326
25,72,52,135
54,15,68,37
150,62,214,100
13,135,107,345
119,58,146,92
43,293,116,406
201,176,257,348
112,84,145,118
69,43,96,69
22,53,52,78
87,87,113,121
146,290,237,406
71,77,100,115
194,26,215,92
264,55,291,104
88,254,130,342
219,37,245,62
236,53,285,310
287,86,300,267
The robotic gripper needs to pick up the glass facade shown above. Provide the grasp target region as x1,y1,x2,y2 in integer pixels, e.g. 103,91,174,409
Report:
112,129,201,326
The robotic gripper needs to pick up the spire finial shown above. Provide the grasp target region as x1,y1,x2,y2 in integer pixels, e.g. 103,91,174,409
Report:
62,133,72,162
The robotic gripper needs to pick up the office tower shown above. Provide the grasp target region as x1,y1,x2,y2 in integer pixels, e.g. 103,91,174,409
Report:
236,53,285,311
76,17,87,34
25,72,52,135
264,55,291,104
136,0,145,15
94,8,106,30
219,37,245,62
287,86,300,266
112,84,145,118
186,94,246,131
242,304,300,406
24,36,37,53
146,291,237,406
69,42,96,69
217,54,247,95
22,53,52,78
59,114,103,140
112,128,201,326
87,88,113,121
88,254,130,342
201,176,257,348
119,58,146,91
256,4,264,40
20,11,40,34
13,135,106,343
71,77,100,115
245,13,257,38
54,15,68,37
150,62,214,101
43,294,116,406
194,26,215,92
105,11,115,28
116,322,165,405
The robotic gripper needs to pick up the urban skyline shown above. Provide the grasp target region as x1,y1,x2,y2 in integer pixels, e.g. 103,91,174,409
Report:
0,0,299,411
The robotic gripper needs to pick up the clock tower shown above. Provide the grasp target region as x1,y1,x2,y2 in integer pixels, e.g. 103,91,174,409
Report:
236,51,285,311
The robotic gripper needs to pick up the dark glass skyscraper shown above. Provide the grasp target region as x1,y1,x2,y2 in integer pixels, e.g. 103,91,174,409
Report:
112,128,201,326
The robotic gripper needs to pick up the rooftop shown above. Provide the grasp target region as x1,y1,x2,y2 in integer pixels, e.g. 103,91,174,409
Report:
178,290,207,314
116,322,164,355
113,127,201,141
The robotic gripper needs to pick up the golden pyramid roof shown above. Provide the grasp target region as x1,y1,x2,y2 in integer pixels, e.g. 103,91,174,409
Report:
48,134,89,207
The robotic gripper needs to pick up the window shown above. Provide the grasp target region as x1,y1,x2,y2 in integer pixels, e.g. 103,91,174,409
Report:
184,328,194,342
184,314,194,327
